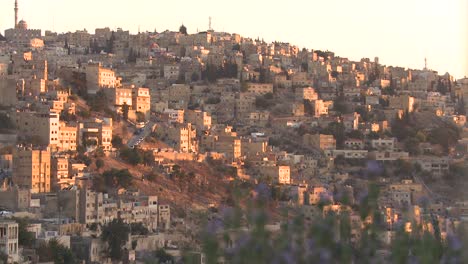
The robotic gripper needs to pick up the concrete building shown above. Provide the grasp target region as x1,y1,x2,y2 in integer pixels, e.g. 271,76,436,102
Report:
15,111,60,148
389,95,415,112
185,110,212,132
0,79,18,107
246,83,273,95
164,123,197,153
85,63,119,94
132,87,151,118
78,118,113,151
58,122,78,152
258,165,291,184
13,147,51,193
0,221,19,263
303,134,336,150
295,87,318,101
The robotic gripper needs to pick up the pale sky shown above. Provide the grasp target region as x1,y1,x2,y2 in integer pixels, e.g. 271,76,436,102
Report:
1,0,467,78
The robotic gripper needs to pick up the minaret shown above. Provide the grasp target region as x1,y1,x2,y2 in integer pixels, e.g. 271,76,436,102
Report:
14,0,18,29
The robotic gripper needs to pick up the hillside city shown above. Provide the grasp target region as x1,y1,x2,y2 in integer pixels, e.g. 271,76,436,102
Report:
0,1,467,264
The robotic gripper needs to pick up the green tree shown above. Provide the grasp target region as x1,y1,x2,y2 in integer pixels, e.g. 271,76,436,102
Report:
101,219,130,261
179,24,188,35
13,217,36,248
122,102,130,120
95,159,104,170
102,168,133,189
111,136,123,149
37,239,77,264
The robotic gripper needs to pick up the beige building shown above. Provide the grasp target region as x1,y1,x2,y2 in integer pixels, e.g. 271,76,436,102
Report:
132,87,151,118
106,87,133,110
312,100,329,117
168,84,190,107
389,95,415,112
295,87,318,101
185,110,212,132
0,79,18,107
0,221,19,263
13,147,51,193
85,63,119,94
58,122,78,152
164,123,197,153
258,165,291,184
78,118,113,151
51,156,73,190
15,111,60,148
246,83,274,95
303,134,336,150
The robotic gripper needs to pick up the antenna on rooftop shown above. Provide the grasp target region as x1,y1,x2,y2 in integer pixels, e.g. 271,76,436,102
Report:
209,16,212,31
424,57,428,70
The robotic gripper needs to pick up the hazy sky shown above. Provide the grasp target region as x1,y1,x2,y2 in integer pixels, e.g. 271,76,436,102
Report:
1,0,467,78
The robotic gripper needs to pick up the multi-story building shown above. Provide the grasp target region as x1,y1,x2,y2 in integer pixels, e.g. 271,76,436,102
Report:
0,79,18,107
164,123,197,153
295,87,318,101
370,138,396,151
312,100,329,117
258,165,291,184
78,118,113,151
185,110,212,132
85,63,119,94
58,122,78,152
4,25,41,45
132,87,151,118
15,111,60,148
246,83,273,95
342,112,360,131
105,87,133,110
0,221,19,263
303,134,336,150
51,156,73,190
163,65,180,80
162,109,185,124
389,95,415,112
414,156,450,176
13,147,51,193
79,189,104,226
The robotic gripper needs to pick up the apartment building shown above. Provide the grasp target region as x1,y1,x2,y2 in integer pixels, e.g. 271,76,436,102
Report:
303,134,336,150
0,221,19,263
85,63,119,94
15,111,60,147
78,118,113,151
13,147,51,193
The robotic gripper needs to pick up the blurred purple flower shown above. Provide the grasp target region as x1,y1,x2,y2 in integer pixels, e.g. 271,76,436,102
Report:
357,189,369,204
366,160,383,174
255,183,271,202
447,234,462,251
319,248,331,263
306,238,315,252
205,218,224,235
280,250,295,264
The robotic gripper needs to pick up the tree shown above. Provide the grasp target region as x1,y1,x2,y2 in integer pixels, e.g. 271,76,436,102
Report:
121,102,130,120
179,24,188,35
13,217,36,248
455,96,466,115
101,219,130,261
95,159,104,170
37,239,77,264
105,31,115,54
111,136,123,149
136,111,146,123
120,147,144,166
102,168,133,189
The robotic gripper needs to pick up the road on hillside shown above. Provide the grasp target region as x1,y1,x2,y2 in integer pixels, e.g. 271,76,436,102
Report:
127,121,155,148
